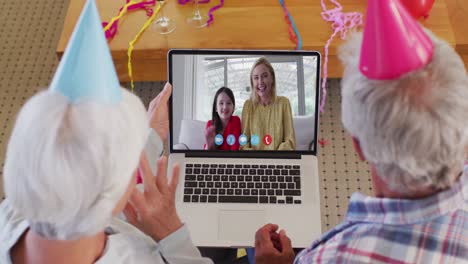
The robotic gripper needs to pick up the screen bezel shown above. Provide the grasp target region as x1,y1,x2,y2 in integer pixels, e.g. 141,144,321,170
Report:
168,49,321,158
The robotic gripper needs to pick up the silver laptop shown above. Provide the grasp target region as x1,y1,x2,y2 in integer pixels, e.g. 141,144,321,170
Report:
167,49,322,248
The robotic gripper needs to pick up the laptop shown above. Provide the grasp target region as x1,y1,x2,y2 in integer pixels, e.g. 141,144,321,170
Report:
167,49,322,248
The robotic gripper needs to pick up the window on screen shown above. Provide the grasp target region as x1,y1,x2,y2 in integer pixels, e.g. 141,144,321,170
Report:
172,54,317,151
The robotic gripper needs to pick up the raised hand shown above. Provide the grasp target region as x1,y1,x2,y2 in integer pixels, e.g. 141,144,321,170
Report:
148,82,172,142
123,155,182,241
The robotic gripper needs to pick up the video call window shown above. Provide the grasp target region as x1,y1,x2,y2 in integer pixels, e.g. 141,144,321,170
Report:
171,53,318,152
201,56,318,120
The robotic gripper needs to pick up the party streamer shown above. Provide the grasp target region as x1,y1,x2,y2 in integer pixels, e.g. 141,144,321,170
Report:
127,2,162,91
320,0,363,112
279,0,302,50
178,0,210,4
103,0,156,40
178,0,222,26
207,0,224,26
318,138,329,148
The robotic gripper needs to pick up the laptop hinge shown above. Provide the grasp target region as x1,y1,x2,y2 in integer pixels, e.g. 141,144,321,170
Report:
184,151,302,159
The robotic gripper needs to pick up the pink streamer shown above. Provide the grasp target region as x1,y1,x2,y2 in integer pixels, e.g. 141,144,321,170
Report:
102,0,156,40
178,0,210,4
320,0,363,112
178,0,223,26
207,0,224,26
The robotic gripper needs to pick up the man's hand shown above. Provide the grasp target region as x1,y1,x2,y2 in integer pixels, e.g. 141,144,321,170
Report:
255,224,295,264
148,82,172,142
123,155,182,241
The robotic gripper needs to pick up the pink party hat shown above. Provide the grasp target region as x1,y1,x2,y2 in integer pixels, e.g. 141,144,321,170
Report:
359,0,434,80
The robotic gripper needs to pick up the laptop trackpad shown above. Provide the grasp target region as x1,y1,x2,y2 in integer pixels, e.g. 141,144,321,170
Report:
218,210,266,242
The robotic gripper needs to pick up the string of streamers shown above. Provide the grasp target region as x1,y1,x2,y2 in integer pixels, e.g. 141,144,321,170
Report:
318,138,329,148
178,0,210,4
207,0,224,26
127,2,162,91
177,0,224,26
103,0,156,41
278,0,302,50
320,0,363,112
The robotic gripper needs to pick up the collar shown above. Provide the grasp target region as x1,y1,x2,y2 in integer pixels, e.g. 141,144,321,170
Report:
345,168,468,225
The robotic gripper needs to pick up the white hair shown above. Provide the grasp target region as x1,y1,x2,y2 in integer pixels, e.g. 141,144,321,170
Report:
3,88,148,240
340,30,468,193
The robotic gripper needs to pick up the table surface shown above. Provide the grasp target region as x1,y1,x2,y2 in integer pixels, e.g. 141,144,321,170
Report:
57,0,459,82
445,0,468,70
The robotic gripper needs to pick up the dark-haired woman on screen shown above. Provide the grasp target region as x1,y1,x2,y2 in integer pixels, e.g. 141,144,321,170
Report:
204,87,241,151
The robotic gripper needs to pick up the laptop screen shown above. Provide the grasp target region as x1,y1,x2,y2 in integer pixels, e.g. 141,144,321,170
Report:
168,50,320,156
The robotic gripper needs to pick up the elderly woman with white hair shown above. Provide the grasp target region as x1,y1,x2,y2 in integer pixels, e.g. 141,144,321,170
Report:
0,84,212,264
253,1,468,263
0,0,213,263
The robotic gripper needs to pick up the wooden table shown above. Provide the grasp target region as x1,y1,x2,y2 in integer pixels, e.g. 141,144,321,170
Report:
445,0,468,71
57,0,456,82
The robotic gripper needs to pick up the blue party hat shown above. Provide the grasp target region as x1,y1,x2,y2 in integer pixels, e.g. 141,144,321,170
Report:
49,0,121,103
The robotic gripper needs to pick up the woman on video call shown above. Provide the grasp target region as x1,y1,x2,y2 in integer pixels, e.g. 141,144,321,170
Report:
241,57,296,150
204,87,241,150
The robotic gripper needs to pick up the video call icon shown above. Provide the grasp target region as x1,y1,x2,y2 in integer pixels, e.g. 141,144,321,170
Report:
263,134,272,146
239,134,248,146
251,134,260,146
226,134,236,146
215,134,224,146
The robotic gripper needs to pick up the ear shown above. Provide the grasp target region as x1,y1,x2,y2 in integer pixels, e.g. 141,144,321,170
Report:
352,137,366,161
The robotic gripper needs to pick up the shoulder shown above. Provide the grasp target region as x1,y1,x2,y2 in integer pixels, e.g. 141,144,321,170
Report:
206,120,212,127
0,200,28,239
98,235,161,263
241,100,254,118
108,217,154,242
276,96,291,106
231,116,241,124
275,97,292,116
0,200,29,260
98,218,162,263
243,99,253,109
228,116,241,132
298,219,465,263
296,221,369,262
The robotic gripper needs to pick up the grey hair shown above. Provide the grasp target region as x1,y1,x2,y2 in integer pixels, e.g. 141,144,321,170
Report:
339,30,468,193
4,88,148,240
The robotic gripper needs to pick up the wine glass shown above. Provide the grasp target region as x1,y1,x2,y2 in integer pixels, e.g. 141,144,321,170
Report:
186,0,208,28
153,0,176,34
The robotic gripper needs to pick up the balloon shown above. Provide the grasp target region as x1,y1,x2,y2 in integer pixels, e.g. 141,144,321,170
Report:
399,0,435,19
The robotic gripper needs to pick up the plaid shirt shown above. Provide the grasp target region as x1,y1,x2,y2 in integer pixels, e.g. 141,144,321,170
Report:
295,167,468,263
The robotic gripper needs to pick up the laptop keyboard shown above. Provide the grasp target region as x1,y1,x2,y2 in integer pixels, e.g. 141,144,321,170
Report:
183,163,302,204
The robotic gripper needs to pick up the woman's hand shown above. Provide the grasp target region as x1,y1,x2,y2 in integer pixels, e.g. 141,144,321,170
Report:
148,82,172,142
204,125,216,150
123,155,182,241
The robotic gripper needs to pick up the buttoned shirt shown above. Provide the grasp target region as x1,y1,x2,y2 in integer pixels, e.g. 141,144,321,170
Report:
296,167,468,263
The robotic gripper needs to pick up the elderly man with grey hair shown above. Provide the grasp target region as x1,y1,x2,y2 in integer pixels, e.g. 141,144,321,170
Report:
253,3,468,264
